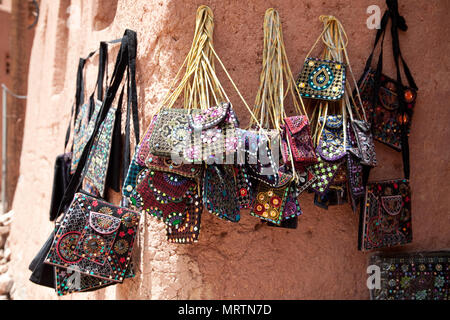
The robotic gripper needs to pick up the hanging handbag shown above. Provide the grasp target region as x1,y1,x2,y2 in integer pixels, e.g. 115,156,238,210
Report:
356,3,418,152
358,0,416,251
250,171,293,225
203,165,241,222
44,31,141,296
281,116,317,167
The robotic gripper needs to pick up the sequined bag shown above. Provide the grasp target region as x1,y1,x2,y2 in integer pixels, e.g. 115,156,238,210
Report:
369,251,450,300
234,165,253,209
148,108,198,159
310,115,347,195
296,57,346,101
131,170,196,228
183,102,239,163
250,172,292,225
166,188,203,244
358,70,416,151
45,193,140,283
357,6,417,152
359,179,412,251
281,116,317,167
203,165,241,222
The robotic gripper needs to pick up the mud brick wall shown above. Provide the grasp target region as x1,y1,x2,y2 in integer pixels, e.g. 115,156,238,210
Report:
7,0,450,299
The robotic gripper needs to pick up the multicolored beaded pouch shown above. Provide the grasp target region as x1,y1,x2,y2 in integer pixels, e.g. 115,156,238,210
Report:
131,169,196,223
358,70,416,151
310,115,347,195
296,57,346,101
203,165,240,222
359,179,412,251
146,155,203,180
184,102,239,163
148,108,198,158
250,172,292,225
82,106,117,197
45,193,140,283
281,116,317,167
369,251,449,300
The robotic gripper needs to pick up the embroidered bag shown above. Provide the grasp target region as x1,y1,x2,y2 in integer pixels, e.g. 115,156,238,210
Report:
45,193,140,282
310,115,347,195
359,178,412,251
184,102,239,163
369,251,449,300
297,57,346,101
166,188,203,244
251,171,292,225
203,165,240,222
282,116,317,167
357,4,417,152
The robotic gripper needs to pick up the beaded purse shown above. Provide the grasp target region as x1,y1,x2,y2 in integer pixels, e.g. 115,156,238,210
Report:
234,165,253,209
131,170,196,227
369,251,449,300
281,116,317,167
310,115,347,195
296,57,346,101
45,193,140,283
250,172,292,225
203,165,241,222
148,108,198,158
358,70,416,151
359,179,412,251
184,102,239,163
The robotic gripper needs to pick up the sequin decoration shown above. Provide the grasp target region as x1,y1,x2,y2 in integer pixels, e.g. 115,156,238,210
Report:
46,193,140,282
369,251,449,300
359,179,412,251
71,100,102,174
296,57,346,101
282,116,317,167
250,175,292,225
357,69,416,151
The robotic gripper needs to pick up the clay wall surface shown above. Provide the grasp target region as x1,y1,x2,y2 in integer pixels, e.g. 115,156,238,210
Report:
7,0,450,299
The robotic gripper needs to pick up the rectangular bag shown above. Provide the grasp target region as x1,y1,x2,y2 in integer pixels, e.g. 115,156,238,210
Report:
296,57,346,101
45,193,140,282
184,102,239,163
310,115,347,195
148,108,198,158
369,251,449,300
281,115,317,167
359,179,412,251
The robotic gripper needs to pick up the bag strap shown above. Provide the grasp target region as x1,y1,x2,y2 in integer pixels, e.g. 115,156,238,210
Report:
54,30,136,220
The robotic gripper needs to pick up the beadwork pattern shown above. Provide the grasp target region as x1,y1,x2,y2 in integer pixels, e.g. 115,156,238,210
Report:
369,252,449,300
296,57,346,101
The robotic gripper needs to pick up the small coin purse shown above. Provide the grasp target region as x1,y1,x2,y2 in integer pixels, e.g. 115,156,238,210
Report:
296,57,346,101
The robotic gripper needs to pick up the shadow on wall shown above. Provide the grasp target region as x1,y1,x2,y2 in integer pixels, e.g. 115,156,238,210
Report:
92,0,118,31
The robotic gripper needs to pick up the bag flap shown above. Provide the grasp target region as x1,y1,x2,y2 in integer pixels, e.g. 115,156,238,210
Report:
284,116,308,135
189,102,230,130
89,211,121,235
316,138,346,161
381,195,404,216
319,115,343,129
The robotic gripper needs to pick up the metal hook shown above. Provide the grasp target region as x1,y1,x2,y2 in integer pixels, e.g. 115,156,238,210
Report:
28,0,39,30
